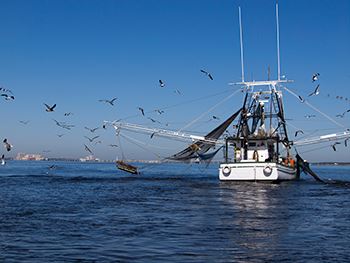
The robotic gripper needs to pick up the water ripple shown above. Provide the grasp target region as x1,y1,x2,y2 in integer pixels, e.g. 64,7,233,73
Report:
1,161,350,262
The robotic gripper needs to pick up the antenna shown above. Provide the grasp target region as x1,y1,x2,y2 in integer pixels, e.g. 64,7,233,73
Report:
238,6,245,82
276,3,281,81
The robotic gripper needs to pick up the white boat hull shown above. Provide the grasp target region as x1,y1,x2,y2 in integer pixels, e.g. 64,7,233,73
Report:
219,162,298,181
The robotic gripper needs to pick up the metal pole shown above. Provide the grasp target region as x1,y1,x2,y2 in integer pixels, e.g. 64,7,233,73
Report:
276,3,281,81
238,7,245,82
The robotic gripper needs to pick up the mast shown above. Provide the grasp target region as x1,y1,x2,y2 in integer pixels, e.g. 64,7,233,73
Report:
276,3,281,81
238,6,245,82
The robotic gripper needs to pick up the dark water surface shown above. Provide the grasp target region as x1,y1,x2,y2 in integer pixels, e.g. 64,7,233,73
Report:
1,161,350,262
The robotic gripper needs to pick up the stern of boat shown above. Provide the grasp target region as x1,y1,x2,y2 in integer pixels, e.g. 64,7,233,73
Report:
219,162,297,181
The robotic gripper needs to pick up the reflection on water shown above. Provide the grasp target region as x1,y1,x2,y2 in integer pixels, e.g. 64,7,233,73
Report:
0,161,350,262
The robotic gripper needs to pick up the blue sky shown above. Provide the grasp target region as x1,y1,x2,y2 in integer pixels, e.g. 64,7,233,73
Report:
0,0,349,161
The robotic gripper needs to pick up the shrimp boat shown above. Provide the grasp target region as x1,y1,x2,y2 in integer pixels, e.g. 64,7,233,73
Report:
107,4,349,181
219,80,298,181
219,4,297,181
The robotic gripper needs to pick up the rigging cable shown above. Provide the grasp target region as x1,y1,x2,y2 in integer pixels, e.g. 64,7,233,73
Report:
118,132,176,172
119,88,236,121
177,89,242,133
283,86,345,128
119,133,163,160
117,132,126,161
297,144,335,155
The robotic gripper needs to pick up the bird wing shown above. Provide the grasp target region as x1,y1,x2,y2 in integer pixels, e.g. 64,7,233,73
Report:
84,144,93,154
84,136,92,141
308,91,315,97
315,85,320,93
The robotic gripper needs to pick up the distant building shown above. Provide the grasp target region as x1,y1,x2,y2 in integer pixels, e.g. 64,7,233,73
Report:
16,153,45,161
79,155,100,162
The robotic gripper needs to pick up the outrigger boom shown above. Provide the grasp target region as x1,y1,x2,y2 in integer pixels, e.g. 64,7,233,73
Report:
294,130,350,146
108,121,225,145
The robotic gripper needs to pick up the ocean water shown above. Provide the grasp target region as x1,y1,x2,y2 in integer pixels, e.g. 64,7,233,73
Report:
1,161,350,262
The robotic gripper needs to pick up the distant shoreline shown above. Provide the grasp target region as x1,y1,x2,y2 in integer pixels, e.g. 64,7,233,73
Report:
6,158,350,166
310,162,350,166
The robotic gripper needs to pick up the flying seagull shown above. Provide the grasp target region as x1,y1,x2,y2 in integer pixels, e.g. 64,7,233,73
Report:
155,109,164,115
53,119,64,126
345,138,349,147
174,89,182,95
64,112,73,116
3,139,12,152
0,86,13,94
99,97,117,106
295,130,304,137
1,94,15,101
84,135,100,142
85,126,99,133
304,115,316,118
336,109,350,118
44,103,56,112
159,80,165,88
53,119,74,130
148,117,157,123
109,144,118,147
19,120,30,125
138,107,145,116
48,164,57,170
200,69,213,80
332,142,341,151
84,144,93,154
148,117,161,124
298,95,305,103
212,116,220,120
312,73,320,82
57,134,65,138
308,84,320,97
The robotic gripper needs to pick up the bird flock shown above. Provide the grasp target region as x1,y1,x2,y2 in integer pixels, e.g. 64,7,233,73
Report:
1,70,349,165
1,69,218,164
132,69,215,128
293,72,349,152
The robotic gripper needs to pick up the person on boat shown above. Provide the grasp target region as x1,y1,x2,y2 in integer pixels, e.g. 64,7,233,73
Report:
266,143,275,162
